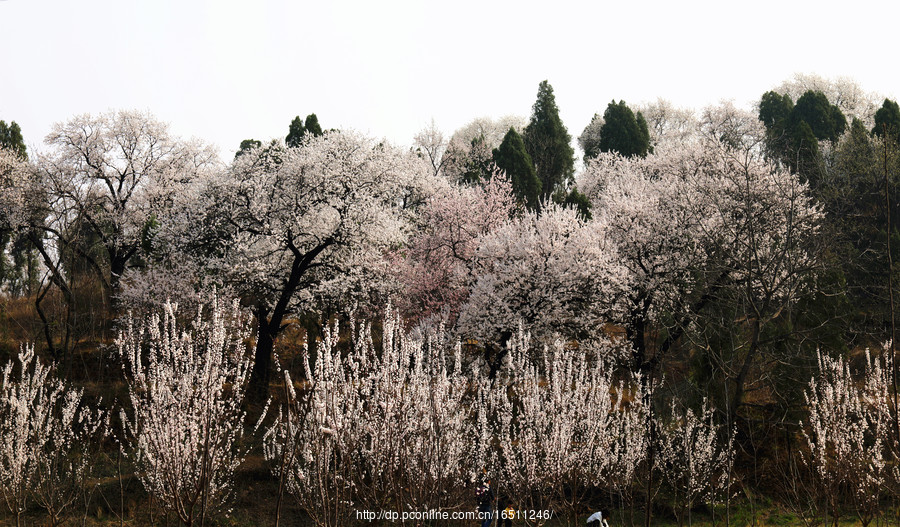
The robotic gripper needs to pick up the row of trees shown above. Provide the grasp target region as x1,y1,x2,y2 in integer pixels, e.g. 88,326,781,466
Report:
2,74,900,524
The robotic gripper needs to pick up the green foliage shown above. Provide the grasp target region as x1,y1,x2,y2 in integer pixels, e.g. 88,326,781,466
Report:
235,138,261,159
0,233,40,297
286,114,323,148
286,116,306,147
0,120,34,296
789,120,823,183
759,91,794,131
759,90,845,185
461,135,494,184
0,120,26,160
873,98,900,138
759,91,794,163
559,187,592,221
815,114,900,344
791,90,846,143
304,113,323,137
598,100,651,158
523,80,575,201
492,128,541,209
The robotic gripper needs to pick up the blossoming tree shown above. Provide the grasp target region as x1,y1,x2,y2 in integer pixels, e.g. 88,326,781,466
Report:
193,131,431,398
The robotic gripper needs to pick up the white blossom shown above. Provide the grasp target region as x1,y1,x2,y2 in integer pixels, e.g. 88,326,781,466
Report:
0,345,106,527
485,330,647,521
263,305,478,526
458,203,629,347
656,398,731,527
117,294,255,526
801,348,891,525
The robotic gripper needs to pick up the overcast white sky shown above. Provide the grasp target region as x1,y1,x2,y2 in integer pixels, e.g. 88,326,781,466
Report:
1,0,898,159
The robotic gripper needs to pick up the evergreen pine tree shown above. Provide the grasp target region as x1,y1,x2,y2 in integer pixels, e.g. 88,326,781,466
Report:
523,81,575,201
597,100,651,158
790,120,823,184
759,91,795,161
286,116,307,147
304,113,323,137
791,90,846,143
493,128,541,209
0,120,26,160
873,98,900,138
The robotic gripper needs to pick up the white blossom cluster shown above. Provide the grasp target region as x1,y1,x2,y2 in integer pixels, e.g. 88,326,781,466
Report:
38,111,219,292
483,329,647,520
458,203,628,348
117,295,255,526
262,308,670,526
0,149,39,235
0,345,106,527
263,306,477,526
196,131,430,315
801,348,893,524
656,398,732,525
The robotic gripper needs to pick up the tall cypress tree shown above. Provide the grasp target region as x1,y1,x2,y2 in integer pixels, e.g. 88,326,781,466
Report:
758,89,845,185
759,91,795,161
523,81,575,201
286,114,324,148
493,128,541,210
791,90,846,143
304,113,323,137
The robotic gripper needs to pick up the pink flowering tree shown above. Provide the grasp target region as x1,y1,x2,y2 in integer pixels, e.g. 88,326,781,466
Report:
393,174,515,325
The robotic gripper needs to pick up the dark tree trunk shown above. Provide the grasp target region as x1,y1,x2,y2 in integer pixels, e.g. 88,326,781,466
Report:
247,237,335,401
251,317,278,403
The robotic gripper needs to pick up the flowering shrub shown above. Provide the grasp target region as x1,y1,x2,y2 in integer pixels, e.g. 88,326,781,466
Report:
264,306,477,527
801,348,891,526
485,330,647,522
656,398,732,527
0,345,106,527
117,295,257,526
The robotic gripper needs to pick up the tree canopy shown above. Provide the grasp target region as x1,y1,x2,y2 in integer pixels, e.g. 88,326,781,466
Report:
286,113,324,147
